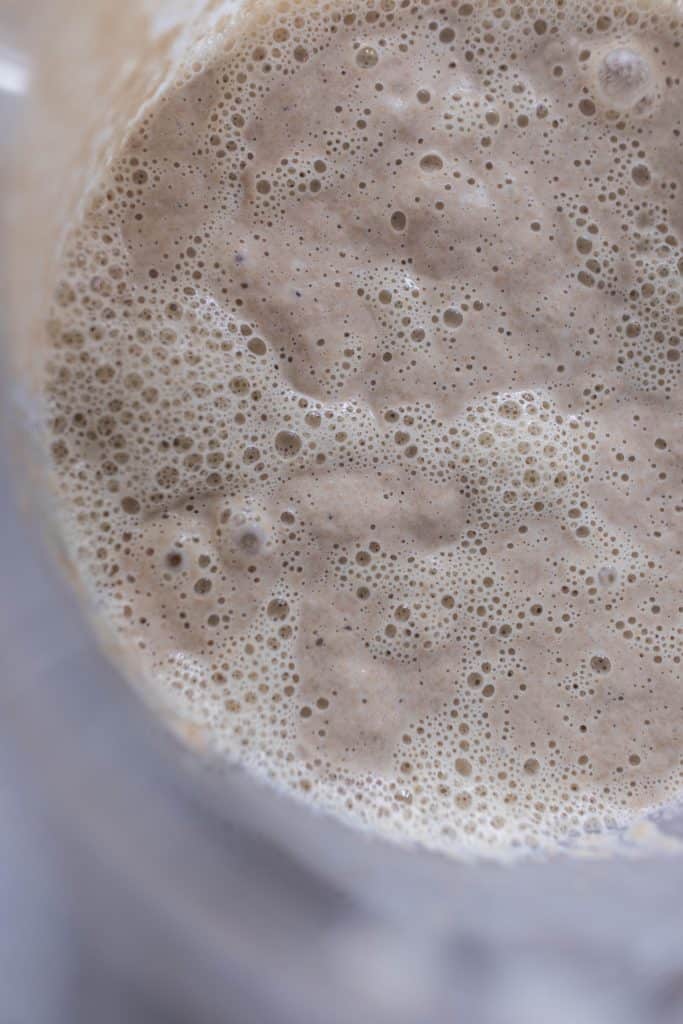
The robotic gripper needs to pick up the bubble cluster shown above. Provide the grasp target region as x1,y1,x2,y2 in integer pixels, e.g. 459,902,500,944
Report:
42,0,683,857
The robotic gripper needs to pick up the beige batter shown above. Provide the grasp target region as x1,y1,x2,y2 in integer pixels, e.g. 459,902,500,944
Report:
43,0,682,856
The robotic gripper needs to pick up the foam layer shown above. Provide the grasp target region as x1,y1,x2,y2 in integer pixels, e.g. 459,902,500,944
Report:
43,0,683,857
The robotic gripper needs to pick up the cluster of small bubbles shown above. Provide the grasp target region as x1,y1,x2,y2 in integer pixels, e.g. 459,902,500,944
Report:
41,0,683,859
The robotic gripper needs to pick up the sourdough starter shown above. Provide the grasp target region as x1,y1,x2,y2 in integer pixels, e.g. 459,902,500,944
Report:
43,0,683,856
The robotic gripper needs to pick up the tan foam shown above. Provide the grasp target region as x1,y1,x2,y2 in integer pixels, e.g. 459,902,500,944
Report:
42,0,683,857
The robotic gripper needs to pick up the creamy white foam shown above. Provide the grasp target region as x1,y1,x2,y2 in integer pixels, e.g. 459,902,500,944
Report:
43,0,683,857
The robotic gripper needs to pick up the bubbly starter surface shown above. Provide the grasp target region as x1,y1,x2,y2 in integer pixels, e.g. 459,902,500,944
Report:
44,0,683,856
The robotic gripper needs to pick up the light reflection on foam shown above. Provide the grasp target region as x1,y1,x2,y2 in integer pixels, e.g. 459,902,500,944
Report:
0,48,29,96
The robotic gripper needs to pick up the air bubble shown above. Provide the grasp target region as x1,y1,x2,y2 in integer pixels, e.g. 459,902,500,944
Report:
597,47,652,111
275,431,302,458
356,45,378,68
419,153,443,171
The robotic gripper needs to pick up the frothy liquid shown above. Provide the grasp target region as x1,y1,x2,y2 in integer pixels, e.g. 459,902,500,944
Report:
43,0,683,856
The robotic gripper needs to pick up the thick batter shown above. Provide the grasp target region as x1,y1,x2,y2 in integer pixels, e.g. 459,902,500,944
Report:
43,0,683,856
